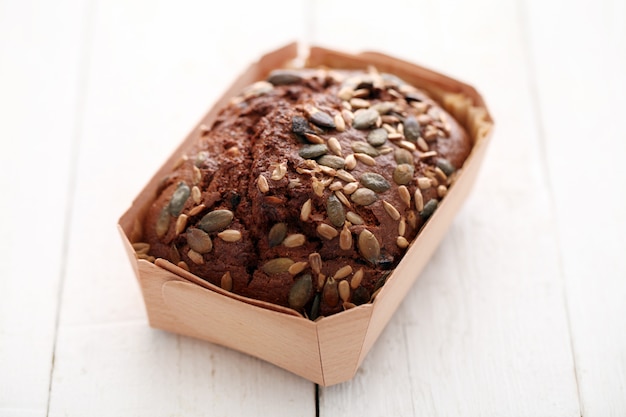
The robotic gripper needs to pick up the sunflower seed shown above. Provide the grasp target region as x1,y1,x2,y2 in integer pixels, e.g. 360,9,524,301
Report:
351,188,378,206
420,199,438,219
326,137,342,156
175,214,188,235
434,167,448,183
352,108,379,129
330,114,344,133
309,111,336,129
341,110,354,127
312,178,325,197
192,166,202,185
417,177,432,190
309,253,322,274
382,114,401,124
346,211,365,225
191,186,202,204
300,199,312,222
271,162,288,180
267,69,302,85
340,225,353,250
218,229,241,242
351,268,364,289
332,171,354,185
403,115,421,142
397,122,404,135
399,140,417,152
329,181,343,191
338,86,354,101
347,287,367,307
358,229,380,264
257,175,269,193
436,158,456,176
393,164,414,185
187,228,213,254
156,207,170,238
417,137,429,152
343,182,359,195
221,271,233,291
323,277,339,307
344,154,357,170
282,233,305,248
352,88,370,98
396,236,409,249
263,258,294,275
317,223,339,240
188,249,204,265
382,123,396,134
418,150,438,159
168,182,190,216
354,153,376,166
382,200,401,221
407,210,418,229
398,217,406,236
360,172,391,193
288,261,308,276
132,242,150,255
189,204,206,216
172,154,188,170
413,188,424,211
317,155,345,170
304,132,325,144
197,209,234,233
350,98,370,109
437,185,448,197
351,141,379,157
398,186,411,207
394,148,414,165
334,265,352,280
137,253,155,262
289,273,313,310
387,133,403,141
367,128,388,147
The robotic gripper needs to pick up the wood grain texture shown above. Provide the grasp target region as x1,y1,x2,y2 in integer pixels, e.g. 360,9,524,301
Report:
314,0,581,415
524,0,626,415
0,0,89,415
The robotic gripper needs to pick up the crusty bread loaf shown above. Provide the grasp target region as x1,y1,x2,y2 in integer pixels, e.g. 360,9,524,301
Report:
140,66,471,318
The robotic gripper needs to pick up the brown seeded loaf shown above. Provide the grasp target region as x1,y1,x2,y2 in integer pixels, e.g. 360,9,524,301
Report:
140,67,471,318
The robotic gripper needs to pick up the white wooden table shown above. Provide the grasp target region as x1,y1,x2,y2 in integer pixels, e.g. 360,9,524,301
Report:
2,0,625,415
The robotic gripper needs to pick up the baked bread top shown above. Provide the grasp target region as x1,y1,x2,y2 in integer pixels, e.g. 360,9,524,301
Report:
141,67,471,318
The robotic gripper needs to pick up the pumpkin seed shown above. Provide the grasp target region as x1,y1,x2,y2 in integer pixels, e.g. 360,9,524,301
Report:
351,188,378,206
382,200,401,221
352,108,379,129
268,223,288,247
340,225,353,250
317,223,339,240
257,175,269,193
283,234,306,248
310,111,336,129
263,258,294,275
187,228,213,254
351,268,364,289
317,155,345,170
292,115,311,136
393,164,414,185
326,195,345,227
187,249,204,265
403,115,421,142
358,229,380,264
168,182,190,216
352,285,370,305
323,277,339,307
218,229,241,242
334,265,352,280
289,273,313,310
394,148,414,165
346,211,365,225
398,185,411,207
175,214,188,235
354,153,376,166
371,101,395,115
300,199,312,222
289,261,308,275
338,280,351,302
267,69,302,85
360,172,390,193
299,144,328,159
420,199,438,219
396,236,409,249
367,128,388,147
156,207,170,238
327,137,342,156
309,253,322,274
198,209,234,233
221,272,233,291
351,141,379,157
344,154,357,170
436,157,456,176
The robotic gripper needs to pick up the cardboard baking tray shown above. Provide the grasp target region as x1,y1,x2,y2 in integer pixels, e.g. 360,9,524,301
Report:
118,42,493,386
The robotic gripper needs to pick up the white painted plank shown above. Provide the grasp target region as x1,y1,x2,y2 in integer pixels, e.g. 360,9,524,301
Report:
314,0,580,416
47,0,314,415
0,0,88,415
524,0,626,415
